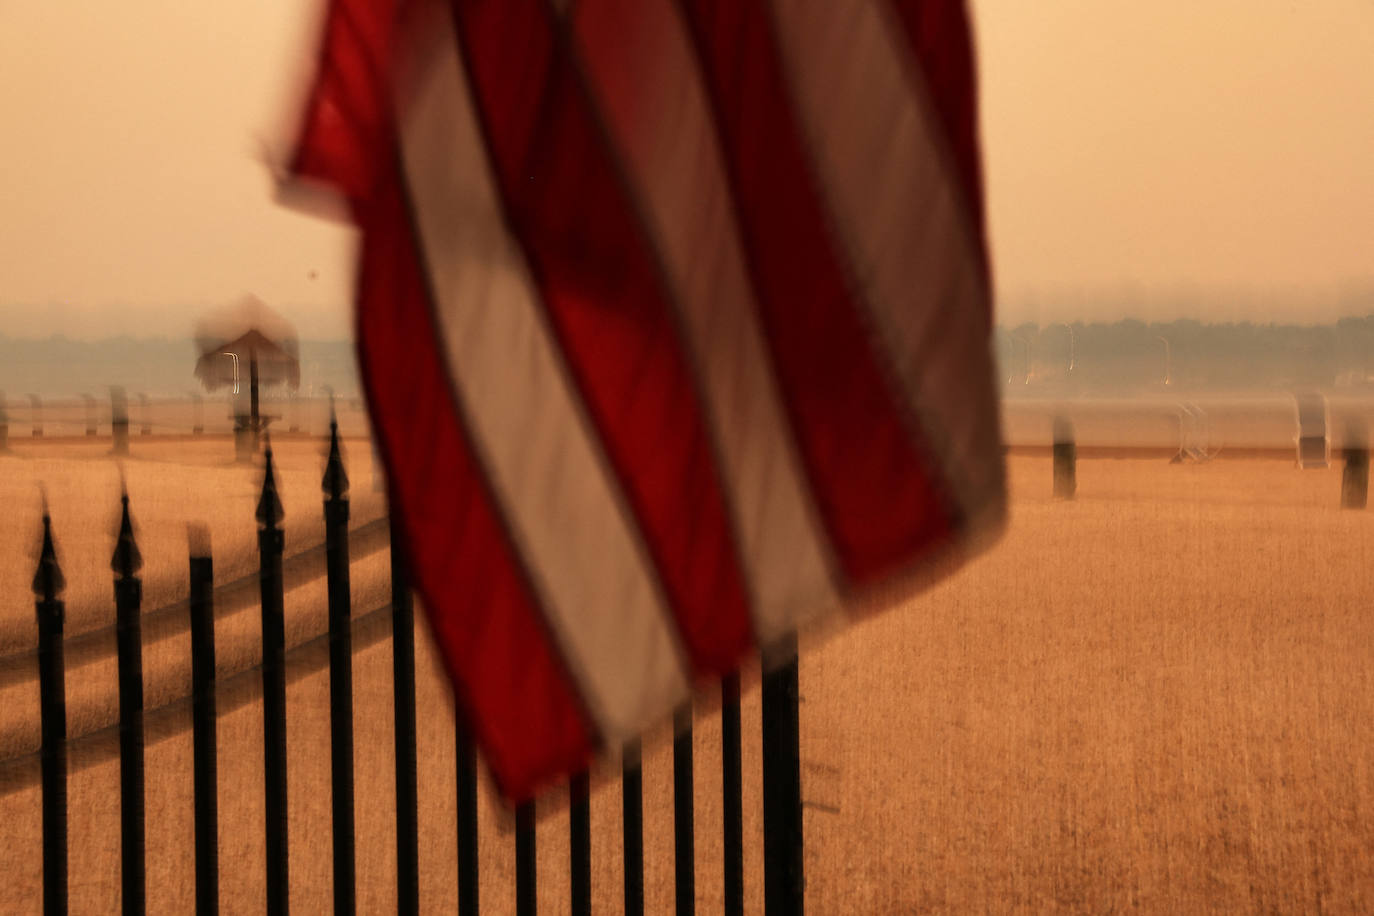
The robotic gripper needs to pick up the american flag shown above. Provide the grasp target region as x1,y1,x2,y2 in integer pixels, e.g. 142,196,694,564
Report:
286,0,1005,802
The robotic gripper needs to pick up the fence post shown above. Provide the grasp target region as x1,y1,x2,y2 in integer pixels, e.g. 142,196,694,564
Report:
762,636,803,916
516,802,536,916
674,703,695,916
112,493,146,915
389,511,421,915
623,739,644,916
30,394,43,438
111,387,129,456
1343,445,1369,509
188,526,218,915
320,420,356,914
570,771,590,916
721,673,743,916
257,443,289,915
35,508,67,916
1053,417,1076,500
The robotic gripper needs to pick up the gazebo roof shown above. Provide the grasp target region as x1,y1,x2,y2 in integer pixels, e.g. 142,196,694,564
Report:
193,297,301,392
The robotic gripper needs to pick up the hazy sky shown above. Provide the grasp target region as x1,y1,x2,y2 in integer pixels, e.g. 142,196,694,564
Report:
1,1,1371,338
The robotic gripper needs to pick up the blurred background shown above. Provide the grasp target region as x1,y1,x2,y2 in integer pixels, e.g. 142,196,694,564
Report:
2,0,1371,443
2,3,1373,913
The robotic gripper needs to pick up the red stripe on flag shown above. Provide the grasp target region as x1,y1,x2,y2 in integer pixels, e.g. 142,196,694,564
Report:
884,0,990,286
355,164,596,802
676,0,956,586
449,0,756,674
290,0,403,207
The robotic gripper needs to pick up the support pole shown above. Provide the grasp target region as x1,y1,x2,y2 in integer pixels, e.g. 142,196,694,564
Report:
250,354,261,451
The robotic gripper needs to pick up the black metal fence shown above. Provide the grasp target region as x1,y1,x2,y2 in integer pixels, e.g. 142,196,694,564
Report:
22,421,805,915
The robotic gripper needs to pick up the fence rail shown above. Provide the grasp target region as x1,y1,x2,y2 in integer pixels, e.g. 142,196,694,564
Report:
12,421,804,915
0,390,369,446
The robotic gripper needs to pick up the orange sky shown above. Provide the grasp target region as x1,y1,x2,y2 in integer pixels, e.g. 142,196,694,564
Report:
1,0,1371,338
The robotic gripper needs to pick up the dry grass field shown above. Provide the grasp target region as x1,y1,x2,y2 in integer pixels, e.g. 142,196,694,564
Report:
0,431,1372,913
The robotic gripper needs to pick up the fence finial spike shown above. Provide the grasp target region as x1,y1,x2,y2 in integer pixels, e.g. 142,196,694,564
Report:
32,503,65,597
256,441,285,529
111,488,143,577
322,416,349,500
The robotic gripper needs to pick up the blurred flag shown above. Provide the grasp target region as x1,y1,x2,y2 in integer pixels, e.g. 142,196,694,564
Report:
284,0,1005,802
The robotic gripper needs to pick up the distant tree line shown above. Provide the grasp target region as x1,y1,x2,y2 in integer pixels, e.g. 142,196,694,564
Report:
995,316,1374,394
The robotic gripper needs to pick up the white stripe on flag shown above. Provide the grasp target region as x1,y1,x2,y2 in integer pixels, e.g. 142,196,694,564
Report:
767,0,1005,531
394,2,691,741
571,0,841,643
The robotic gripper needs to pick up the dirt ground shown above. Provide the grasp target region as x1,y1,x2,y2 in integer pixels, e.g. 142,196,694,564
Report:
0,434,1372,913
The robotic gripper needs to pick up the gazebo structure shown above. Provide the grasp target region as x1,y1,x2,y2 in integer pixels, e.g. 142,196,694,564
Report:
194,297,301,459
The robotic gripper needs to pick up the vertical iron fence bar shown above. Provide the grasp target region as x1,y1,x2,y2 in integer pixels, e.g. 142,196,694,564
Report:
257,445,289,916
623,739,644,916
516,801,536,916
188,534,218,916
570,771,590,916
113,494,146,915
721,673,743,916
674,703,695,916
35,511,67,916
389,513,420,915
762,635,803,915
455,718,479,916
323,422,356,915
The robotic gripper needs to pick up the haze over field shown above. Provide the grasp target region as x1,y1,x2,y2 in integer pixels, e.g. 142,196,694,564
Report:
0,1,1371,338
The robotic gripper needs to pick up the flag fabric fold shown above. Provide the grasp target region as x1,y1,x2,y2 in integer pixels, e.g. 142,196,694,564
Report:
286,0,1005,802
